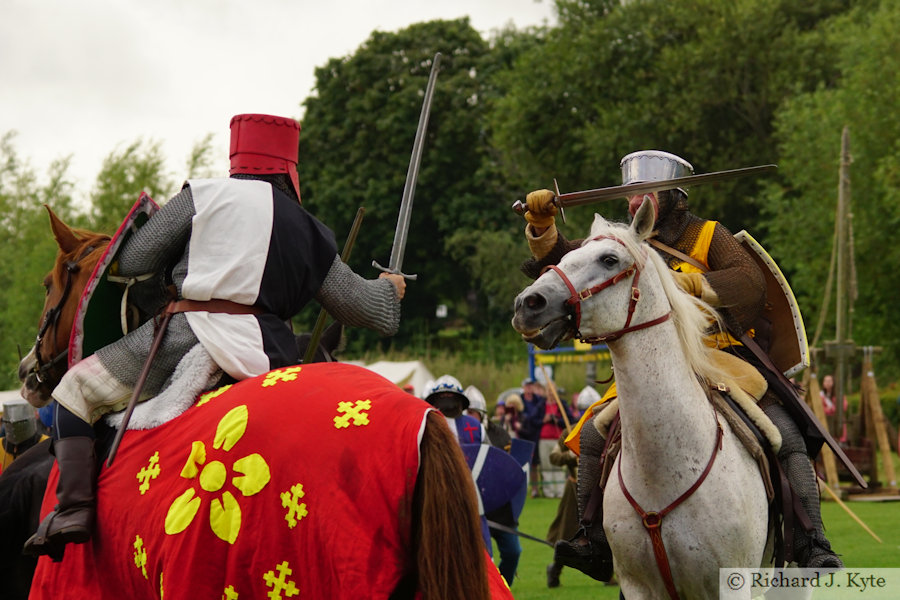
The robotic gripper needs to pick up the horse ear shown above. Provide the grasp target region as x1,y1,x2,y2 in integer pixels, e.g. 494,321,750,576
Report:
44,205,81,254
590,213,610,236
630,195,657,241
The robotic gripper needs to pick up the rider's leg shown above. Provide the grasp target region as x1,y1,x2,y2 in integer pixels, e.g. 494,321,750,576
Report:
23,403,97,560
553,418,614,581
763,401,843,568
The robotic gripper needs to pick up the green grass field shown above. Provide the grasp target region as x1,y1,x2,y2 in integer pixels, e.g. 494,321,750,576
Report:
496,496,900,599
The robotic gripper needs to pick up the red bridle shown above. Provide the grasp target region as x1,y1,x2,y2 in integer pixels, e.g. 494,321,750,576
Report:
546,235,672,343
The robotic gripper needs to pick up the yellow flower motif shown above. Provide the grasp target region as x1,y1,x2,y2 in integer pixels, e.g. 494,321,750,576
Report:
198,384,233,407
165,405,271,544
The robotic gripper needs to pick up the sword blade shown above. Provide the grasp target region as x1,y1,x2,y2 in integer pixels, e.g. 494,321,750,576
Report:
557,164,778,208
376,52,441,280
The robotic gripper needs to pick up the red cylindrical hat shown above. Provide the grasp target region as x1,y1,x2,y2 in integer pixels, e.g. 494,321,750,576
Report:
229,114,301,201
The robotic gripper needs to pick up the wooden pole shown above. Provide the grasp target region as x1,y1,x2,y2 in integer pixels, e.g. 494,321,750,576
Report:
537,362,572,432
861,347,897,489
834,127,852,438
820,480,883,543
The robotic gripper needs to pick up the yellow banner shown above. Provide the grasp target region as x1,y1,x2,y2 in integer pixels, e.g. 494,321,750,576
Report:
535,350,610,365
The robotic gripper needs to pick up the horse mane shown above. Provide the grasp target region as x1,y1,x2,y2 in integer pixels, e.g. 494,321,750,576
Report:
413,411,490,600
587,217,731,386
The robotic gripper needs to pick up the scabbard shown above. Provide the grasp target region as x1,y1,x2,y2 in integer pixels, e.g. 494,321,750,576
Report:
740,334,868,489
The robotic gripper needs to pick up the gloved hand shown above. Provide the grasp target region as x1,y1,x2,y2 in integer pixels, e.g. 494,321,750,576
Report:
524,189,557,230
672,271,705,297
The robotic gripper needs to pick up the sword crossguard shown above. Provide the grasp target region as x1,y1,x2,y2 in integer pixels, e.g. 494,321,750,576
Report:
371,260,418,281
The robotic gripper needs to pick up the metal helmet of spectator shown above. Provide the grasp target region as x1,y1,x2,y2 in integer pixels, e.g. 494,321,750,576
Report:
576,385,602,412
464,385,487,416
2,400,38,445
424,375,470,415
229,113,302,201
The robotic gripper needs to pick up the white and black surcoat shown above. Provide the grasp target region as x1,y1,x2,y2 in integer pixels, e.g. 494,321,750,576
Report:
95,178,400,395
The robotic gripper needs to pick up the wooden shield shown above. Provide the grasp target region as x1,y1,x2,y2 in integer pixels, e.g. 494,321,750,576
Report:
734,230,809,378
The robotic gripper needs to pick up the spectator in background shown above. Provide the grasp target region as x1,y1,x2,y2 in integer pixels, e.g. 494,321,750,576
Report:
1,401,50,474
466,385,521,588
495,394,523,438
819,374,848,442
539,387,577,498
518,378,547,497
545,430,579,588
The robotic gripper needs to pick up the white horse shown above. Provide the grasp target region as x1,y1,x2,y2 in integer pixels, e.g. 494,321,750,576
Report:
512,199,770,599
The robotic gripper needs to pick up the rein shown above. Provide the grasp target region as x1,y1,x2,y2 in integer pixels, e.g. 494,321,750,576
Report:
617,410,724,600
31,245,97,386
547,234,671,343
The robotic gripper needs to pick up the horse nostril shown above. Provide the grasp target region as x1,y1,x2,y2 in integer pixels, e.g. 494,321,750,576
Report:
524,293,546,311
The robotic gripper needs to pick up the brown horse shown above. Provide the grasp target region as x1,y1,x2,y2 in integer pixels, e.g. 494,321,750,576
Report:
17,207,506,600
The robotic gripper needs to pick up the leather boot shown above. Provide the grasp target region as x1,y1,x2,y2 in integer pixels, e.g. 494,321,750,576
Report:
764,403,843,568
553,421,614,582
23,437,97,561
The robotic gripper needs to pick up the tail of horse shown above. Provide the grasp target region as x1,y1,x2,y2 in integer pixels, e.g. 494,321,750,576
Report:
413,411,491,600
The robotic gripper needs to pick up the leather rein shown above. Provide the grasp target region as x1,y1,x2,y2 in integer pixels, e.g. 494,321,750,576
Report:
546,234,672,344
30,245,97,386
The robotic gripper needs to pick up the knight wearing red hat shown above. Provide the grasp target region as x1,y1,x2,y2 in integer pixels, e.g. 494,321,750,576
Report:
24,114,407,558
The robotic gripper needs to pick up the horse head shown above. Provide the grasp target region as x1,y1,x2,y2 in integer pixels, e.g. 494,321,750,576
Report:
18,207,110,407
512,197,667,348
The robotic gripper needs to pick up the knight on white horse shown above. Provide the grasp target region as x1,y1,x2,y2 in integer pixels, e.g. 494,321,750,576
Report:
515,151,842,584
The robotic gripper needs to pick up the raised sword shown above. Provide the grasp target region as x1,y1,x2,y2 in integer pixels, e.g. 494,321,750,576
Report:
372,52,442,280
512,164,777,218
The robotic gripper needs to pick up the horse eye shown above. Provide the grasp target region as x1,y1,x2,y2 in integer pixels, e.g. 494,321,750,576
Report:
600,254,618,267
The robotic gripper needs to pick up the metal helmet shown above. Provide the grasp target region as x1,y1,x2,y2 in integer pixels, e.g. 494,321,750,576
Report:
2,400,38,445
464,385,487,415
620,150,694,195
576,385,602,412
229,114,302,201
424,375,470,411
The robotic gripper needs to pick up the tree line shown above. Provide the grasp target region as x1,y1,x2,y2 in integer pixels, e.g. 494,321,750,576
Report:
2,0,897,390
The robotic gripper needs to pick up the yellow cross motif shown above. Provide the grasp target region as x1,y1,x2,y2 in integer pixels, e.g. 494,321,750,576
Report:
263,561,299,599
133,535,148,580
197,384,233,407
333,399,372,429
280,483,309,528
262,367,303,388
137,451,161,495
223,584,239,599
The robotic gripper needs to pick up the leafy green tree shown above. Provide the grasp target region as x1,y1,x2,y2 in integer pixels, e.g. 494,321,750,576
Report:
759,0,900,374
0,132,78,388
490,0,853,233
89,139,172,233
298,19,539,350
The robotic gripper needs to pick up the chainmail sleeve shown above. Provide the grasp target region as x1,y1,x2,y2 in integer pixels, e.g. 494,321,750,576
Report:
115,186,196,315
520,230,584,280
315,256,401,336
703,223,766,335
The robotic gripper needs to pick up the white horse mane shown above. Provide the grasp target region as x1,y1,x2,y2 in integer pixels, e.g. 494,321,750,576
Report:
586,216,731,386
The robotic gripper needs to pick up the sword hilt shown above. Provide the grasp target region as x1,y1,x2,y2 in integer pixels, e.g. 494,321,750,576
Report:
371,260,418,281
